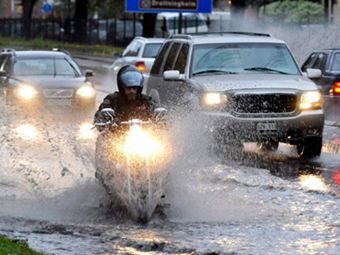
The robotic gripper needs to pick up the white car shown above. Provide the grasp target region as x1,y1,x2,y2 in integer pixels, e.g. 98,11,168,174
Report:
111,37,165,91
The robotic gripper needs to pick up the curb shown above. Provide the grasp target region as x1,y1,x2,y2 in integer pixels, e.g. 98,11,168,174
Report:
77,61,111,75
73,54,114,64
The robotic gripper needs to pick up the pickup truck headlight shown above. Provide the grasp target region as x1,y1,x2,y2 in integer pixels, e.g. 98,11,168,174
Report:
15,85,38,100
202,92,227,107
76,85,95,98
300,91,322,110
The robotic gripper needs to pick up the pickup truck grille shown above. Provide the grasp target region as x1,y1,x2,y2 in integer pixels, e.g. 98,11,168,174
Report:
232,94,297,114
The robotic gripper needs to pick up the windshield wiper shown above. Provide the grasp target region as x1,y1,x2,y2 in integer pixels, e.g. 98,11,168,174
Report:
192,69,238,76
244,67,289,74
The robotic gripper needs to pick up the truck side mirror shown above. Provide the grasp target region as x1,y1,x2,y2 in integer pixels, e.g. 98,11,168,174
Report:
306,68,322,79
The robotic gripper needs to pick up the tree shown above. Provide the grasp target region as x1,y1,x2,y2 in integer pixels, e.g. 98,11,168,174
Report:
74,0,88,43
88,0,124,18
231,0,246,18
142,13,157,37
259,0,324,24
22,0,39,39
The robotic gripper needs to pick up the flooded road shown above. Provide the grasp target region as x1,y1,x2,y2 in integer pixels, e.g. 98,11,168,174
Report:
0,90,339,254
0,36,339,254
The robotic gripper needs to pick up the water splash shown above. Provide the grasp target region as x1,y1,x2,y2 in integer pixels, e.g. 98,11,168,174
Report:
95,126,172,222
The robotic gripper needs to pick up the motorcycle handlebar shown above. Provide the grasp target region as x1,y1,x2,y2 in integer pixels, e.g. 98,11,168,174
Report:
93,119,155,128
119,120,153,125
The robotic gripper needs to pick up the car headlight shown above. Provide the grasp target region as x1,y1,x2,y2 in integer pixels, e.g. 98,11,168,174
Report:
201,92,227,107
16,85,38,100
300,91,322,110
76,85,95,98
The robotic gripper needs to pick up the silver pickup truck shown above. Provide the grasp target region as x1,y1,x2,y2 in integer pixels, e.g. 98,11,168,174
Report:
146,32,324,159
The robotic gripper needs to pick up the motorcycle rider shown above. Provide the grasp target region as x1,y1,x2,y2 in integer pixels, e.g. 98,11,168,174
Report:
94,65,156,129
94,65,168,218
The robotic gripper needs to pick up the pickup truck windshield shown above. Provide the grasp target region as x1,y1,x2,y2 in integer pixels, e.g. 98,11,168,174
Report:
191,43,300,76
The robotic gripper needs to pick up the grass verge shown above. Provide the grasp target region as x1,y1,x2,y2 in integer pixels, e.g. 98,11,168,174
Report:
0,235,44,255
0,36,123,57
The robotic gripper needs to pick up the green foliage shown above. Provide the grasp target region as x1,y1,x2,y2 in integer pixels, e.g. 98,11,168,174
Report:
259,0,324,24
88,0,124,18
0,235,44,255
0,36,123,56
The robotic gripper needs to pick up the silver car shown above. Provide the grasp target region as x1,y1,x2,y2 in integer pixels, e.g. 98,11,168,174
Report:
146,32,324,159
0,49,96,109
111,37,165,91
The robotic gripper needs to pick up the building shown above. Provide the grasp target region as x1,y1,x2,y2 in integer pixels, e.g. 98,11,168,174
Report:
0,0,22,17
0,0,59,18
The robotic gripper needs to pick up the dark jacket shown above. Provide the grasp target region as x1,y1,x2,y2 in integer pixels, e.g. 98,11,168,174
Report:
95,92,155,122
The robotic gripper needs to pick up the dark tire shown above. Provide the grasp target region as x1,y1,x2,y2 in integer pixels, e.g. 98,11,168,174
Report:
257,140,279,152
297,137,322,159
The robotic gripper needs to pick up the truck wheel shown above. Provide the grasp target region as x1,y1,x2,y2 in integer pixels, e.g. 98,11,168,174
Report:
297,137,322,159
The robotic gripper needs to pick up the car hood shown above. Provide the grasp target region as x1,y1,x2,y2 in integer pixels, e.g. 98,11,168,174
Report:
12,76,88,89
191,74,318,93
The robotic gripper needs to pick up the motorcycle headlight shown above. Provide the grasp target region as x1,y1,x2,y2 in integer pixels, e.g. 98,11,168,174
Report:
124,127,163,157
202,92,227,107
16,85,38,100
76,85,95,98
300,91,322,110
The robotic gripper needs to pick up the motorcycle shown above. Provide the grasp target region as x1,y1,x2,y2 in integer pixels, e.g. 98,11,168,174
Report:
94,108,171,223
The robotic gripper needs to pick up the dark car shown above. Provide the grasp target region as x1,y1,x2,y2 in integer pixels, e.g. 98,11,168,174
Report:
0,49,96,108
301,49,340,99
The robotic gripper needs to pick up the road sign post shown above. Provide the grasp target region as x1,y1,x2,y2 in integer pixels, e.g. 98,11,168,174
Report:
42,3,52,13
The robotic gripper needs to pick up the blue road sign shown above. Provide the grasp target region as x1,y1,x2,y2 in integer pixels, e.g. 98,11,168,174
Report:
43,3,52,13
126,0,212,13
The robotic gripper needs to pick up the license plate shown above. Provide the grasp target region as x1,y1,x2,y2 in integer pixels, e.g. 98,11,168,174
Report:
46,98,72,106
43,89,73,98
256,122,277,131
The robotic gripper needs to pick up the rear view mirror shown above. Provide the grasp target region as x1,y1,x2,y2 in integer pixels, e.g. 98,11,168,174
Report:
101,108,116,122
163,70,184,81
154,107,167,121
85,70,94,78
101,108,115,115
0,71,7,77
306,68,322,79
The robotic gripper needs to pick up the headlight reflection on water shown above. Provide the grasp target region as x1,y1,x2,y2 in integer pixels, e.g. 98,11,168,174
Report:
299,175,329,192
77,122,96,140
15,124,40,140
